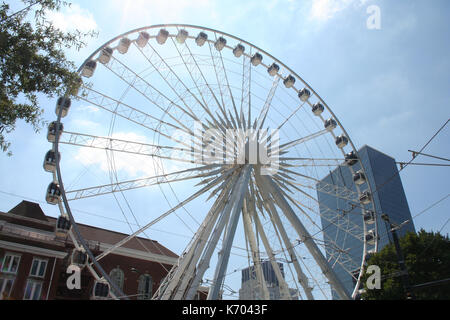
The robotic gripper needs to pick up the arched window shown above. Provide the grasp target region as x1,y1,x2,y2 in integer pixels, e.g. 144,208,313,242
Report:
137,274,152,300
109,267,124,291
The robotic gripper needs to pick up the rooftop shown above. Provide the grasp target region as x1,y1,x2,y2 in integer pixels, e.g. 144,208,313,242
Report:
1,201,178,258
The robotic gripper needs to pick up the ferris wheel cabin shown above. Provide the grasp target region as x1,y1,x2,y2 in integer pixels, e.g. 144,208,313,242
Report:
195,32,208,46
137,31,150,48
156,29,169,45
312,102,324,116
47,121,63,143
233,44,245,57
46,183,61,205
176,29,189,44
55,215,71,238
81,60,97,78
43,150,60,173
268,63,280,76
98,47,113,65
214,36,227,51
55,97,71,118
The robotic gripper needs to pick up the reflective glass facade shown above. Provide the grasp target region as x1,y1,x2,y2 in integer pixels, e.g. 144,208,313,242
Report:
316,145,415,299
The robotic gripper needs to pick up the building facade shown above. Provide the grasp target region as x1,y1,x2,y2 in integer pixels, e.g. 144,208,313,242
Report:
316,145,416,299
0,201,180,300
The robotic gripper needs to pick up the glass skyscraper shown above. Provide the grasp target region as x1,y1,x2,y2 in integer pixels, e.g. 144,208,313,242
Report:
316,145,416,299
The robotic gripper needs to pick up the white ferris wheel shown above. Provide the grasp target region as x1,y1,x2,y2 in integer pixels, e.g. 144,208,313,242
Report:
44,24,378,300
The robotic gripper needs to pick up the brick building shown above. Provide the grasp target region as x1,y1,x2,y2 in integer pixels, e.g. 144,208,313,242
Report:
0,200,184,300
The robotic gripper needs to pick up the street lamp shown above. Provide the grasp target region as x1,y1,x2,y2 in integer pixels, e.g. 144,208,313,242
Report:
381,213,415,299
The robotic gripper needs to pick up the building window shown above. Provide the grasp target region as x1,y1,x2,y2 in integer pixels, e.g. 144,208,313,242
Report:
0,276,15,300
29,258,48,278
137,274,152,300
1,253,21,274
23,279,43,300
109,267,124,291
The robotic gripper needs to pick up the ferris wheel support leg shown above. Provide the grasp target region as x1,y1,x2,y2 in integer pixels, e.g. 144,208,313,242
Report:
268,206,315,300
254,175,314,300
252,209,292,300
156,173,238,299
207,166,252,300
170,190,232,300
242,199,270,300
160,197,224,300
184,169,246,299
260,175,351,300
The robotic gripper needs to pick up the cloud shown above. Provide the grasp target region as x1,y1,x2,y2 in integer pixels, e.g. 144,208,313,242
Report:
308,0,368,22
109,0,215,31
77,105,100,113
46,4,98,33
70,118,101,130
74,132,161,178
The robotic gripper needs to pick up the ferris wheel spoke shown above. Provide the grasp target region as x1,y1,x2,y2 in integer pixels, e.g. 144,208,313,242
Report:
241,53,252,129
176,37,237,127
322,233,361,273
208,34,241,128
170,37,229,129
94,165,234,263
290,179,360,203
66,164,221,201
134,43,200,121
103,55,197,133
277,102,306,131
274,164,360,203
275,178,365,245
59,130,202,164
280,157,343,162
278,129,329,153
253,74,280,131
280,156,345,168
78,86,195,150
270,175,364,242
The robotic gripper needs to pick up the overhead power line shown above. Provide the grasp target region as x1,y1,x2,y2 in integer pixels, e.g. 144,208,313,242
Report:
374,118,449,196
408,150,450,162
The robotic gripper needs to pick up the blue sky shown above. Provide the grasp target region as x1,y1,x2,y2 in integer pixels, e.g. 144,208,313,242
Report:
1,0,449,298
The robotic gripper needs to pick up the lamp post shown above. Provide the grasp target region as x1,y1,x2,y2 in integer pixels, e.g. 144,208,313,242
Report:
381,213,415,300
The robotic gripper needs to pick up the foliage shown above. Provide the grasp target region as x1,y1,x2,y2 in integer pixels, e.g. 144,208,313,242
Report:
361,229,450,300
0,0,95,155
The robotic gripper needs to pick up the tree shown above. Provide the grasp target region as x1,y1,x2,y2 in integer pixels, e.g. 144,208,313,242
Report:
361,229,450,300
0,0,95,155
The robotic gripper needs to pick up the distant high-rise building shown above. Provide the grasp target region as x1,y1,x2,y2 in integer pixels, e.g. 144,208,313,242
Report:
239,260,299,300
316,145,415,299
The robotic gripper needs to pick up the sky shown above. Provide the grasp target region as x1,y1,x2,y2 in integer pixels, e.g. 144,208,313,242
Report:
0,0,449,299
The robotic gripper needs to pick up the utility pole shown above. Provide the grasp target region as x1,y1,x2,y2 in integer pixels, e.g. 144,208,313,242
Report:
381,213,415,300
